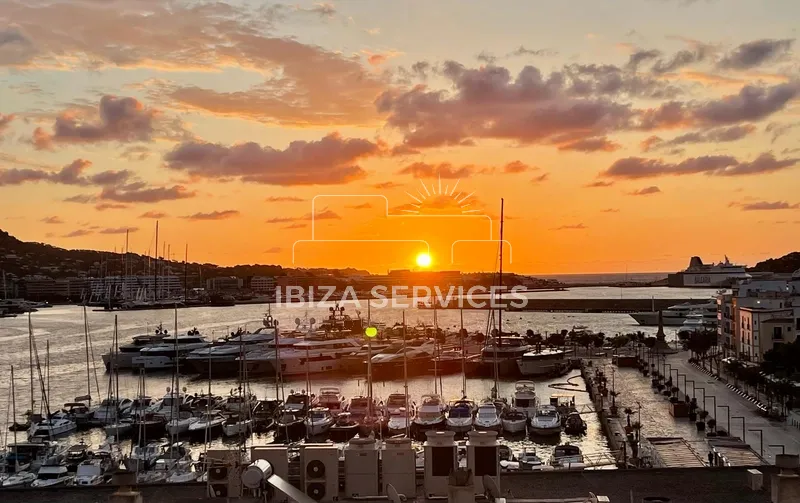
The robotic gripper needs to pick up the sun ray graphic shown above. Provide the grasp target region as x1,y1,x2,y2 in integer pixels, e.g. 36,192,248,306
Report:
402,173,481,215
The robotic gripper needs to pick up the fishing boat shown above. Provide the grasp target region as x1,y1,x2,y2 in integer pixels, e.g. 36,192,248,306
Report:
512,381,538,419
31,465,74,487
317,387,346,416
564,412,587,435
328,412,360,442
445,399,475,433
529,405,561,436
412,394,446,434
304,407,335,437
501,408,528,434
474,401,502,432
550,444,585,469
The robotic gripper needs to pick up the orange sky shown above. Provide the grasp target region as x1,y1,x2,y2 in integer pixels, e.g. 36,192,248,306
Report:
1,0,799,274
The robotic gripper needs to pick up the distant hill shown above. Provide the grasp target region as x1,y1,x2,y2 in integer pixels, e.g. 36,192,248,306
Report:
750,252,800,273
0,229,367,280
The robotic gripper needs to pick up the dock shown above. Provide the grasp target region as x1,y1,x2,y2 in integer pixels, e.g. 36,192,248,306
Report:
423,298,702,313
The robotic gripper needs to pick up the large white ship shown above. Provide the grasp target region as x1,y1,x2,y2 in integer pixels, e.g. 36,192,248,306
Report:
629,300,718,326
667,256,750,288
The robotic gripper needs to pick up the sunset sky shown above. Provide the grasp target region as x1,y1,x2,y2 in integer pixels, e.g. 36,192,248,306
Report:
1,0,799,274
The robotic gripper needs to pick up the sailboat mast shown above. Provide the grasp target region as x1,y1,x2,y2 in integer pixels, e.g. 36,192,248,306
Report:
366,301,373,419
83,306,91,402
498,198,504,346
402,311,409,438
28,313,34,416
460,308,466,397
124,230,129,301
183,244,188,303
154,221,159,302
433,303,439,395
11,365,17,445
173,304,180,439
46,340,50,404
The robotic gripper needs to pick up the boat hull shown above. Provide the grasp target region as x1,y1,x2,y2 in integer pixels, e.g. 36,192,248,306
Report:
328,425,359,443
183,358,241,378
446,420,473,433
501,419,527,434
530,425,561,436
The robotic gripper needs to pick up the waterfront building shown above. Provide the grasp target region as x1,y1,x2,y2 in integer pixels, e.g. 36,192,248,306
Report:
247,275,276,293
87,274,183,301
206,276,243,292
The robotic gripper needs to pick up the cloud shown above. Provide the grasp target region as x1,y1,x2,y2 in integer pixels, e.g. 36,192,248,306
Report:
64,194,96,204
601,152,799,179
719,39,794,70
100,184,196,203
508,46,557,58
282,223,307,229
628,186,662,196
264,246,282,253
303,3,335,18
41,216,63,224
503,161,533,173
63,229,93,238
266,209,341,224
0,113,15,138
551,223,587,230
139,211,167,219
346,203,373,209
601,208,620,213
99,227,138,234
119,145,151,162
265,196,305,203
641,124,756,152
557,136,621,153
397,162,474,179
164,133,377,185
531,173,550,183
95,202,129,211
690,82,800,126
650,48,707,74
765,122,799,143
181,210,240,221
735,201,800,211
582,181,613,189
0,159,133,188
626,49,661,70
372,181,402,189
32,95,174,150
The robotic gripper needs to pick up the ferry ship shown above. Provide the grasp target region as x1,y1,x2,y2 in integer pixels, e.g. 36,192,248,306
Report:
667,256,750,288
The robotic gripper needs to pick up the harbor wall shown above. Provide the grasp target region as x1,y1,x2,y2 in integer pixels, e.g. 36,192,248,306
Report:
433,298,700,313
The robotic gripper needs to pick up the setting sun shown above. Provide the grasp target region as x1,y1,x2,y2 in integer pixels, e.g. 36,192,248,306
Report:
416,252,432,268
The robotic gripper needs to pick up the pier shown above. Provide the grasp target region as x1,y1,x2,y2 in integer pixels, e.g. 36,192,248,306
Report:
424,298,702,313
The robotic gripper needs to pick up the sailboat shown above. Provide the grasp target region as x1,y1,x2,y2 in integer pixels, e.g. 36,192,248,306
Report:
67,306,100,428
95,318,133,425
223,336,254,438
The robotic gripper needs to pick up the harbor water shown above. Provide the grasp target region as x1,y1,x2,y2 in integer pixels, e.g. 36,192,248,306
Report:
0,286,716,464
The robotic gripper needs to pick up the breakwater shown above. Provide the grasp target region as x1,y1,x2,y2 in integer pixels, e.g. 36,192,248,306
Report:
425,298,701,313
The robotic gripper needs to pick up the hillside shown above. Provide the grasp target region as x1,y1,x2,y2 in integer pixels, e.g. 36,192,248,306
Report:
751,252,800,273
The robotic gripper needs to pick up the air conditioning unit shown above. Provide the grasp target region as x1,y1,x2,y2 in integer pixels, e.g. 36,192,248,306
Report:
345,437,379,497
250,446,291,502
382,437,416,498
206,452,243,499
301,445,339,502
466,431,499,495
423,430,457,498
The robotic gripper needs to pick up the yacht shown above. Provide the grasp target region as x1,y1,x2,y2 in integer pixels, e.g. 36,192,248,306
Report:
512,381,538,419
667,255,750,288
74,459,110,486
347,395,381,435
317,387,346,416
64,402,93,428
529,405,561,436
124,442,164,472
549,444,585,469
677,311,716,340
517,349,569,377
370,340,436,379
304,407,335,437
387,408,413,436
31,465,74,487
102,326,168,370
92,397,134,424
29,413,77,439
243,337,303,376
445,400,475,433
132,331,209,370
4,441,64,472
284,392,315,416
263,338,362,377
466,336,531,377
474,401,502,432
183,327,276,377
629,300,719,326
148,390,189,422
186,411,226,438
412,394,446,433
501,408,528,434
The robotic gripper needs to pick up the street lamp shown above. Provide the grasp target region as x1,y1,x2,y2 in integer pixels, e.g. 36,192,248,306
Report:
748,429,764,458
717,405,730,434
732,416,745,441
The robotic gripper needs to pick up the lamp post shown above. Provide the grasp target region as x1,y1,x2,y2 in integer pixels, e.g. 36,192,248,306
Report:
732,416,745,441
748,429,763,458
717,405,730,434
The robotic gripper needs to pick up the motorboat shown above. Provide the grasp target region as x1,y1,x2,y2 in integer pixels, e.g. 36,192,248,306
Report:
104,417,135,438
274,411,305,442
328,412,360,442
304,407,335,437
29,413,77,439
550,444,585,469
512,381,538,419
370,341,436,379
500,408,528,435
529,406,561,436
220,393,255,414
244,337,303,376
124,442,164,472
384,393,411,416
74,458,112,486
129,396,155,419
564,412,587,435
149,390,189,422
132,332,209,370
92,397,134,424
65,442,90,471
500,449,545,471
187,411,226,438
131,414,168,442
629,299,719,326
284,391,315,416
64,402,94,427
184,328,276,377
166,412,199,437
445,400,475,433
252,399,281,433
275,338,363,376
677,311,716,341
2,471,36,488
4,441,63,472
474,401,502,432
317,387,346,416
387,408,413,436
516,349,569,377
222,413,253,438
412,394,446,433
466,335,531,377
31,465,74,487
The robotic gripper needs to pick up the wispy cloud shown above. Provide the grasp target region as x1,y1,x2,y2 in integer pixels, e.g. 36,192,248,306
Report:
99,227,139,234
265,196,305,203
732,200,799,211
628,186,662,196
63,229,93,238
41,216,63,224
551,223,587,230
139,211,167,219
181,210,240,221
266,209,341,224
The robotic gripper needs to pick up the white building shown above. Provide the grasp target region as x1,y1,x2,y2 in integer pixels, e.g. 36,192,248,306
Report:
88,275,183,300
249,276,276,293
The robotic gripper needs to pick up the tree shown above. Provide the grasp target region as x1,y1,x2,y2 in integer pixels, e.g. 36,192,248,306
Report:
548,332,566,347
593,333,605,348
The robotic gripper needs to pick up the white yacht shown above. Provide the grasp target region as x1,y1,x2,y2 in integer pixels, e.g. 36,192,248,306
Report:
184,328,276,377
445,399,475,433
412,394,446,431
29,413,77,439
630,300,719,326
387,408,413,436
529,405,561,436
474,402,502,432
31,465,74,487
467,335,531,377
132,332,209,370
677,311,716,340
549,444,585,469
517,349,569,377
102,326,168,370
501,408,528,434
93,397,134,424
243,337,303,376
304,407,335,437
512,381,538,418
74,459,108,486
318,387,346,416
266,338,362,376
